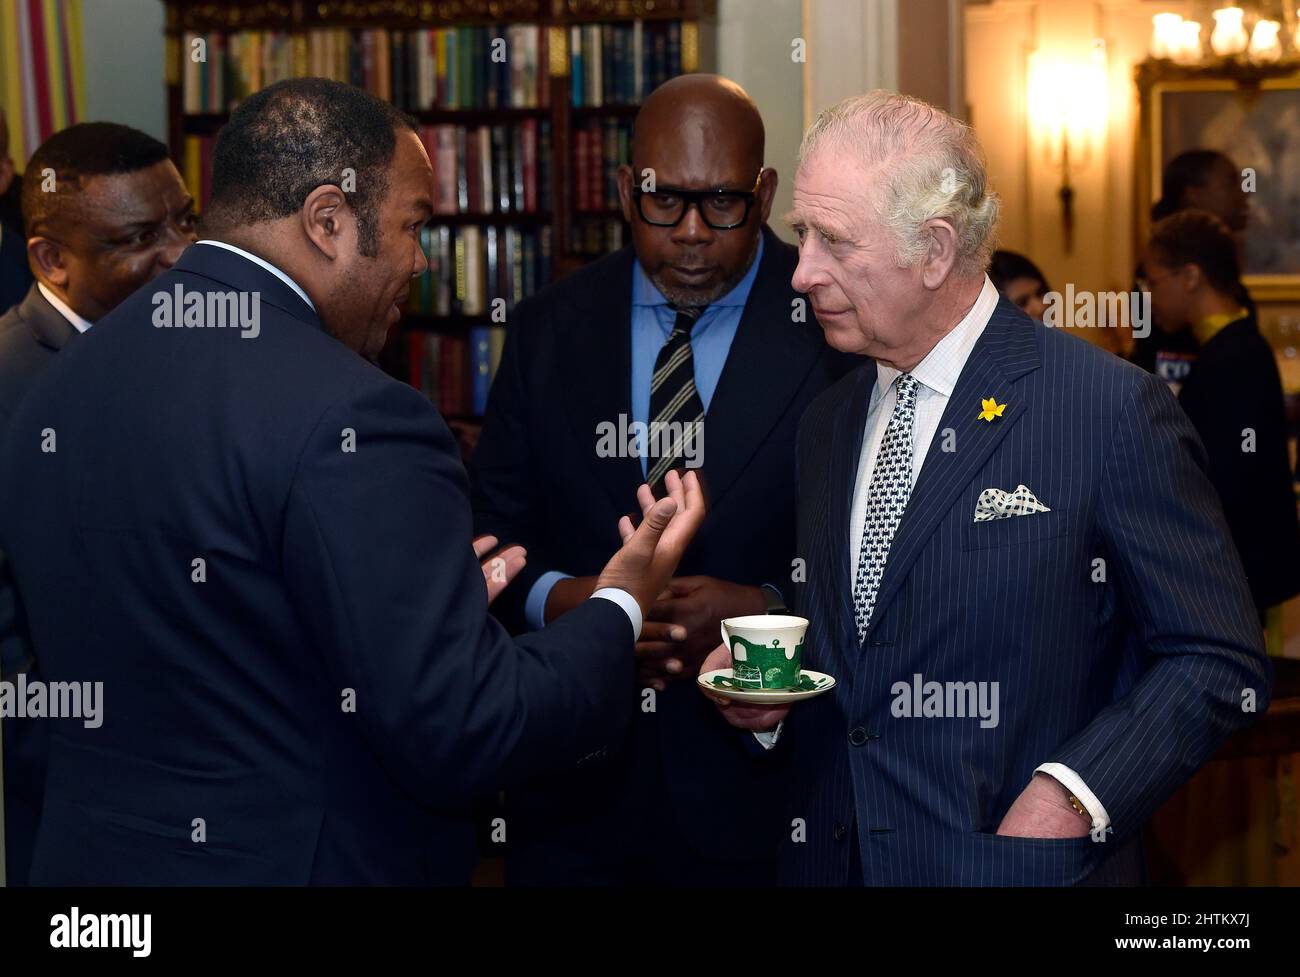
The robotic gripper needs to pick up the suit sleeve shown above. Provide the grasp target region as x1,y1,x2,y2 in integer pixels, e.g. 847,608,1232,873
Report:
281,375,635,807
469,303,550,632
1046,370,1272,834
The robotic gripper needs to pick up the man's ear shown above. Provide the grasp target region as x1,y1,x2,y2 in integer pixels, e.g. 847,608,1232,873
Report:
300,184,350,260
757,167,778,224
28,236,68,288
616,164,636,225
919,217,960,290
1179,263,1203,292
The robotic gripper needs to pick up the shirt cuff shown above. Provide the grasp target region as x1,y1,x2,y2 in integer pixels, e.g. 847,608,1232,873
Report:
525,570,573,631
752,720,785,750
1034,762,1111,834
591,587,642,641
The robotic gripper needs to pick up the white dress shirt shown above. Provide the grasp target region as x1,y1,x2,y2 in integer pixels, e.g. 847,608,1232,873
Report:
195,239,317,312
37,282,93,334
759,276,1110,834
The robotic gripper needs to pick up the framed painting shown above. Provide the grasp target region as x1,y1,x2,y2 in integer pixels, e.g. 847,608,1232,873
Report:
1137,61,1300,302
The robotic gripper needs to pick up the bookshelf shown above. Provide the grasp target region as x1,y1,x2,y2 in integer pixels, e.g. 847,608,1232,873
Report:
162,0,716,453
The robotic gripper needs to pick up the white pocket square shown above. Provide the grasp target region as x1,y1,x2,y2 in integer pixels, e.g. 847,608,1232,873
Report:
973,484,1051,522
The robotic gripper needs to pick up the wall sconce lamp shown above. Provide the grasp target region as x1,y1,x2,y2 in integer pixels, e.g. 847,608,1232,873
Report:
1027,41,1108,253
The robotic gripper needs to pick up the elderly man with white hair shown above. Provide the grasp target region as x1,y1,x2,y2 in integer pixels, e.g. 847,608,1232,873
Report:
702,91,1270,886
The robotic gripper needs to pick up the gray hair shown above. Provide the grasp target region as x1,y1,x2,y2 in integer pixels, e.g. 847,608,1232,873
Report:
798,91,999,278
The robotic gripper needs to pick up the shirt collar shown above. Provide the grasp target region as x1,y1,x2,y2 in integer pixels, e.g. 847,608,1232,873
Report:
632,232,766,309
196,239,317,312
37,282,94,334
875,275,1000,399
1193,307,1249,346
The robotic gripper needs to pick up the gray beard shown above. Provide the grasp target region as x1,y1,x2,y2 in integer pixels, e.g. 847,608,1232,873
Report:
648,234,762,309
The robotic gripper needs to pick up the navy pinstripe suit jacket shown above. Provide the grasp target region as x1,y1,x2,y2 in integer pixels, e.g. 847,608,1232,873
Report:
780,297,1272,886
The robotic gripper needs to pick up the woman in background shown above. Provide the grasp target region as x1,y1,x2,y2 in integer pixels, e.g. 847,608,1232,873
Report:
1133,149,1253,380
1144,208,1300,620
988,249,1049,322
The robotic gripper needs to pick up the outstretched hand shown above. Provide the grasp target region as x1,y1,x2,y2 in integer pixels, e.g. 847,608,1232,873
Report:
473,534,526,605
594,470,707,617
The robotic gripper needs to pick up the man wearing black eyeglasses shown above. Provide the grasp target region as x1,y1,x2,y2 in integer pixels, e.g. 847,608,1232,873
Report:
471,74,858,886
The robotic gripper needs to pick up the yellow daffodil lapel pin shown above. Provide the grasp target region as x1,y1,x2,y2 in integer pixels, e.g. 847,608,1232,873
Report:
978,397,1006,422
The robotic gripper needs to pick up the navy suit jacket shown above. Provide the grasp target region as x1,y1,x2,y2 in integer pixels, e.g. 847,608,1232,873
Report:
0,243,637,885
0,282,77,885
471,226,859,871
781,298,1272,886
0,221,34,317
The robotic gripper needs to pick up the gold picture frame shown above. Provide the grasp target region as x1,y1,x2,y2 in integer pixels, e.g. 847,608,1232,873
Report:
1136,60,1300,303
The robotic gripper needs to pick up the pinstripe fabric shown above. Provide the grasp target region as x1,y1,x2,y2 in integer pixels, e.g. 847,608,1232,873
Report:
781,297,1272,886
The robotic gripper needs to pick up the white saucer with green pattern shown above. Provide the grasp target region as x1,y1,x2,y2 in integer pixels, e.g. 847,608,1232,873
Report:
697,668,836,705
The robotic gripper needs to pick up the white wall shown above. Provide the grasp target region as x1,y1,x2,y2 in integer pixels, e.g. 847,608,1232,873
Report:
965,0,1155,352
80,0,166,142
716,0,806,242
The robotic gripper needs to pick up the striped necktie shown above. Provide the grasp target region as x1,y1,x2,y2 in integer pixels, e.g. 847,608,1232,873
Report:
647,305,707,488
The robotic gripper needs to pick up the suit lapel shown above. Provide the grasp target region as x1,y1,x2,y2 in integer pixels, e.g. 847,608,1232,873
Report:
559,248,645,514
700,227,824,508
18,285,79,353
861,300,1041,641
826,362,877,676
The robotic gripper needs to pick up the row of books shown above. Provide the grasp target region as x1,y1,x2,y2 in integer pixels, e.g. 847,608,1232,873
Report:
182,26,551,113
574,118,632,212
412,224,553,317
182,123,553,217
408,328,506,417
421,121,552,215
181,20,683,114
570,219,628,258
569,21,685,107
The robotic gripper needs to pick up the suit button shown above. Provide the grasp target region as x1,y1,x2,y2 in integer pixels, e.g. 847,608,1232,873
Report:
849,726,868,746
834,821,846,842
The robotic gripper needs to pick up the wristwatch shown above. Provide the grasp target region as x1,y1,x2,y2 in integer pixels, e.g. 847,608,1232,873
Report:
1067,794,1090,820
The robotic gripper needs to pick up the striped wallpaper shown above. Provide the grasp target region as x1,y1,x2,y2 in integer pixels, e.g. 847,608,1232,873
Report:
0,0,85,164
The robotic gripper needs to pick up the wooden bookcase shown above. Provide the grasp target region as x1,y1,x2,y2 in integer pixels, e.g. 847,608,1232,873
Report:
160,0,716,445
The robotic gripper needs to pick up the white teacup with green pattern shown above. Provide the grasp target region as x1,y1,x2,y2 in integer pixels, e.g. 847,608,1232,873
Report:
720,614,808,690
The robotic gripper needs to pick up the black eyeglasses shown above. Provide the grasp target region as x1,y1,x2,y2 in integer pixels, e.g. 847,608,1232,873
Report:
632,169,764,230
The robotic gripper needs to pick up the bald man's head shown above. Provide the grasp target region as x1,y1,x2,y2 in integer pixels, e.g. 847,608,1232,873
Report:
631,74,765,174
617,74,775,307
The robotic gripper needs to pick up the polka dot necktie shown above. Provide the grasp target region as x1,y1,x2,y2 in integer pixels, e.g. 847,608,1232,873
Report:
853,373,920,643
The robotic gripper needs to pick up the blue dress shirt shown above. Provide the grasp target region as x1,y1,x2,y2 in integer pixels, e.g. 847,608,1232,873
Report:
524,235,766,629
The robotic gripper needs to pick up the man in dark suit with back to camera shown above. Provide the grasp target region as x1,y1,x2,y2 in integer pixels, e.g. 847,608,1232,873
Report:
471,74,858,886
706,91,1271,886
0,122,196,885
0,78,705,885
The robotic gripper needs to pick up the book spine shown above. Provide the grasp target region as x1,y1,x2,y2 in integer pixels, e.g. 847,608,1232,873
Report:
485,226,499,313
453,227,467,316
495,125,511,213
436,226,452,315
570,26,582,107
633,20,644,101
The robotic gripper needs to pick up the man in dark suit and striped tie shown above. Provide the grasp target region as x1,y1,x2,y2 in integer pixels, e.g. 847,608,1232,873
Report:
471,74,857,885
706,91,1271,886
